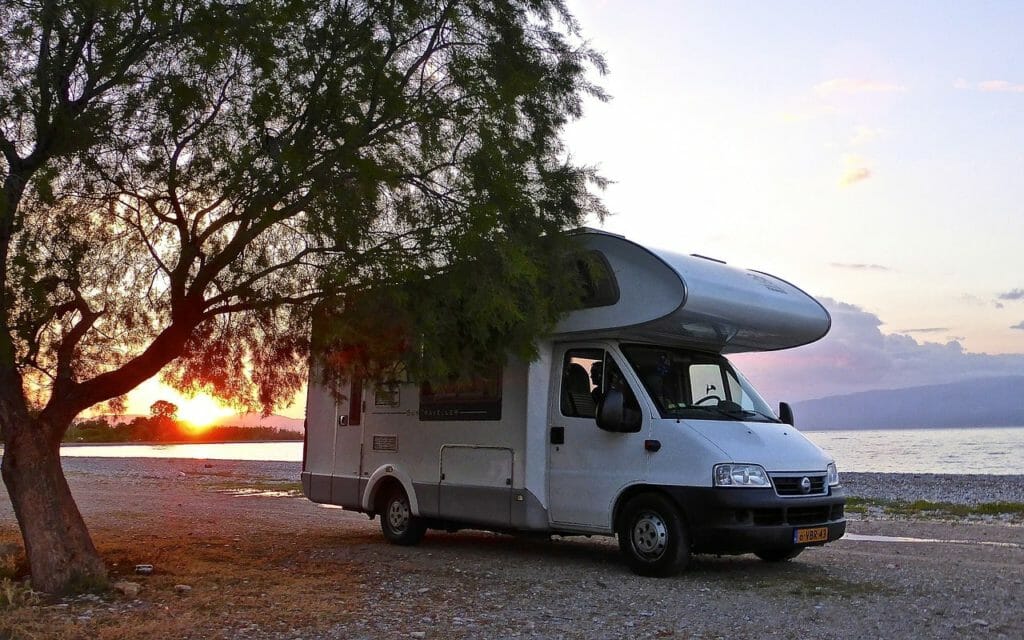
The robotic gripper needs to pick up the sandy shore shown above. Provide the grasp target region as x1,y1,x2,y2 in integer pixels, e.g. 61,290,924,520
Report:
1,457,1021,639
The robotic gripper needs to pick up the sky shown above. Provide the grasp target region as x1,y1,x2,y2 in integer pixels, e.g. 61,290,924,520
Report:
559,0,1024,402
127,0,1024,419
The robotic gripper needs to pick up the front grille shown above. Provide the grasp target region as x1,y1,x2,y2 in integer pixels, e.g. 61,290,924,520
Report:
771,474,827,497
787,506,833,525
748,505,837,527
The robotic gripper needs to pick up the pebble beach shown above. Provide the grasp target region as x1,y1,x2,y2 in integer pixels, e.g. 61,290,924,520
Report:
1,457,1021,639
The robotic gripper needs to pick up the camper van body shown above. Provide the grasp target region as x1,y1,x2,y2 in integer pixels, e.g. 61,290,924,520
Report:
302,230,846,574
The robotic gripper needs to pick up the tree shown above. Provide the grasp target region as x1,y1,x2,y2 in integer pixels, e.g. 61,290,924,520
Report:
0,0,605,592
149,400,178,422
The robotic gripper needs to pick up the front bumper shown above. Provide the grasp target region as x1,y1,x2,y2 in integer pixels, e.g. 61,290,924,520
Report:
663,485,847,555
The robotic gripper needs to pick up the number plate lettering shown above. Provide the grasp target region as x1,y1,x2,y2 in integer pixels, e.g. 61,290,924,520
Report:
794,527,829,544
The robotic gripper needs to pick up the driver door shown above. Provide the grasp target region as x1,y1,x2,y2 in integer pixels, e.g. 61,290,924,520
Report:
547,344,648,530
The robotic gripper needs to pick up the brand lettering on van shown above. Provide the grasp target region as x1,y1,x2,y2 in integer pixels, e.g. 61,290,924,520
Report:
747,272,789,294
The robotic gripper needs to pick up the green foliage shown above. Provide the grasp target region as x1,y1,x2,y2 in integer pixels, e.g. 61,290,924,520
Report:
846,496,1024,520
1,0,606,419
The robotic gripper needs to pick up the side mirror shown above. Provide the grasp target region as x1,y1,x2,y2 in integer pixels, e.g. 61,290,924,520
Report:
596,389,642,433
779,402,794,426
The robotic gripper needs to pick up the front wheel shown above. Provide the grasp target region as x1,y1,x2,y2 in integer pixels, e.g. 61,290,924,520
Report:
754,547,804,562
617,494,690,577
379,486,426,546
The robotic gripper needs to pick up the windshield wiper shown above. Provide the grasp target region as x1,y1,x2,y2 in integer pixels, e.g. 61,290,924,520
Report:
683,405,743,421
733,408,780,423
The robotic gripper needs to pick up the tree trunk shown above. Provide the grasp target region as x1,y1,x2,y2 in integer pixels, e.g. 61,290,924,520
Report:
1,417,107,593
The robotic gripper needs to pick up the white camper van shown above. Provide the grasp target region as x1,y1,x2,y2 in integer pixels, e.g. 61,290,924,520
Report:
302,230,845,576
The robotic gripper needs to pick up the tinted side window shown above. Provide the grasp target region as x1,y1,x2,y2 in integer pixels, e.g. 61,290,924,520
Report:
576,251,620,309
419,372,502,421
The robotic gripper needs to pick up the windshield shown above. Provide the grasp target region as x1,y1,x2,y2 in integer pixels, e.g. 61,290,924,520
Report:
620,344,778,422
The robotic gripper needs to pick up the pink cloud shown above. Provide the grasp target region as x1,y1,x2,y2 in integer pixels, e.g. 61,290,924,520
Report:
954,79,1024,93
978,80,1024,93
731,298,1024,403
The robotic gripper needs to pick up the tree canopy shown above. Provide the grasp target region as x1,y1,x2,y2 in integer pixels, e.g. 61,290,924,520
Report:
0,0,606,592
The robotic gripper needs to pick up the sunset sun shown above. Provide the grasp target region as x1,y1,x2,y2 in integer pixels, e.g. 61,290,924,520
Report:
174,394,235,432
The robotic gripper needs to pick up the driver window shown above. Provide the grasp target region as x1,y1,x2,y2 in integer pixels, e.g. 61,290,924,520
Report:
561,349,602,418
560,349,640,419
689,364,725,405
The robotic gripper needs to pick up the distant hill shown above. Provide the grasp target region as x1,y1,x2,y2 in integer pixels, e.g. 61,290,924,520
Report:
209,413,304,432
793,376,1024,429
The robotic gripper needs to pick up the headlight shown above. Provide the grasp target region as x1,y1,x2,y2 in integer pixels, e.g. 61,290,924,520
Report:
827,462,840,486
713,463,770,488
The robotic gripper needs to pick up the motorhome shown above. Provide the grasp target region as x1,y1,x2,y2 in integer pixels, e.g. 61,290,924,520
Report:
301,229,846,576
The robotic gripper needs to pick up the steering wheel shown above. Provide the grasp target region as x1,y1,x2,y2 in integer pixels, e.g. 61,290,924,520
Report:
693,395,723,406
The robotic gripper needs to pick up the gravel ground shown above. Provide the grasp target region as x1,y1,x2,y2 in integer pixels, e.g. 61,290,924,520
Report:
2,458,1022,639
841,471,1024,504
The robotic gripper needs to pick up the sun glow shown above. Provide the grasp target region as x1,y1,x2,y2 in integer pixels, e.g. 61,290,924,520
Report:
175,394,236,431
119,378,238,433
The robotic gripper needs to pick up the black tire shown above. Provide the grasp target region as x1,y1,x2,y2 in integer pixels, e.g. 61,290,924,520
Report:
379,486,426,546
617,493,690,577
754,547,804,562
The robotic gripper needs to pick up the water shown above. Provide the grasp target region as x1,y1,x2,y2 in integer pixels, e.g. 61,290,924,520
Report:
805,427,1024,475
59,441,303,462
48,426,1024,475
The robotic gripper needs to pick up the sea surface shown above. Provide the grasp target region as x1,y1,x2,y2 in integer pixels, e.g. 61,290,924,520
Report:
804,426,1024,476
47,426,1024,476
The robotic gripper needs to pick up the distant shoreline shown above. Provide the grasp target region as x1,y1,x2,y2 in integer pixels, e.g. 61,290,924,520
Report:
802,424,1024,431
59,439,303,447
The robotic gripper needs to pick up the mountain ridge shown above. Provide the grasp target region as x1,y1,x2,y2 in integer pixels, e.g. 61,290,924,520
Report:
792,375,1024,430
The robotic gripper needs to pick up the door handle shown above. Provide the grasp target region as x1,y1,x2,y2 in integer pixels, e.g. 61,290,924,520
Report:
550,426,565,445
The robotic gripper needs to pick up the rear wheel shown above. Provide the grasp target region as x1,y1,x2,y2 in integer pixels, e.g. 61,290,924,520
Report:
379,486,426,546
617,493,690,577
754,547,804,562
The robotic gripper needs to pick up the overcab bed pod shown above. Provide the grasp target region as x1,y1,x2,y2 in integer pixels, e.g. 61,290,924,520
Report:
555,228,831,353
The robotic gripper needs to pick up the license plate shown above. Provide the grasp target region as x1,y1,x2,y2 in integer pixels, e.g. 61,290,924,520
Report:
794,526,829,544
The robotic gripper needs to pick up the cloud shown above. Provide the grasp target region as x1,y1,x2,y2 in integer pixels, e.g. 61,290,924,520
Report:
979,80,1024,93
814,78,907,96
962,293,1009,309
898,327,949,334
997,288,1024,301
849,126,884,146
954,79,1024,93
731,297,1024,403
840,154,872,186
1012,321,1024,331
830,262,890,271
840,166,871,186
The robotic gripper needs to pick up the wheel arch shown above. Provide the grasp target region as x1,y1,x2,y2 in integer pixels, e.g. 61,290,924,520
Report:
612,484,691,534
362,464,420,515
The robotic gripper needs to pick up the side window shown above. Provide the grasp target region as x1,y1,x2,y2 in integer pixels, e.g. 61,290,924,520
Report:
348,378,363,425
561,349,603,418
575,251,620,309
560,349,640,419
419,371,502,421
689,364,725,404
